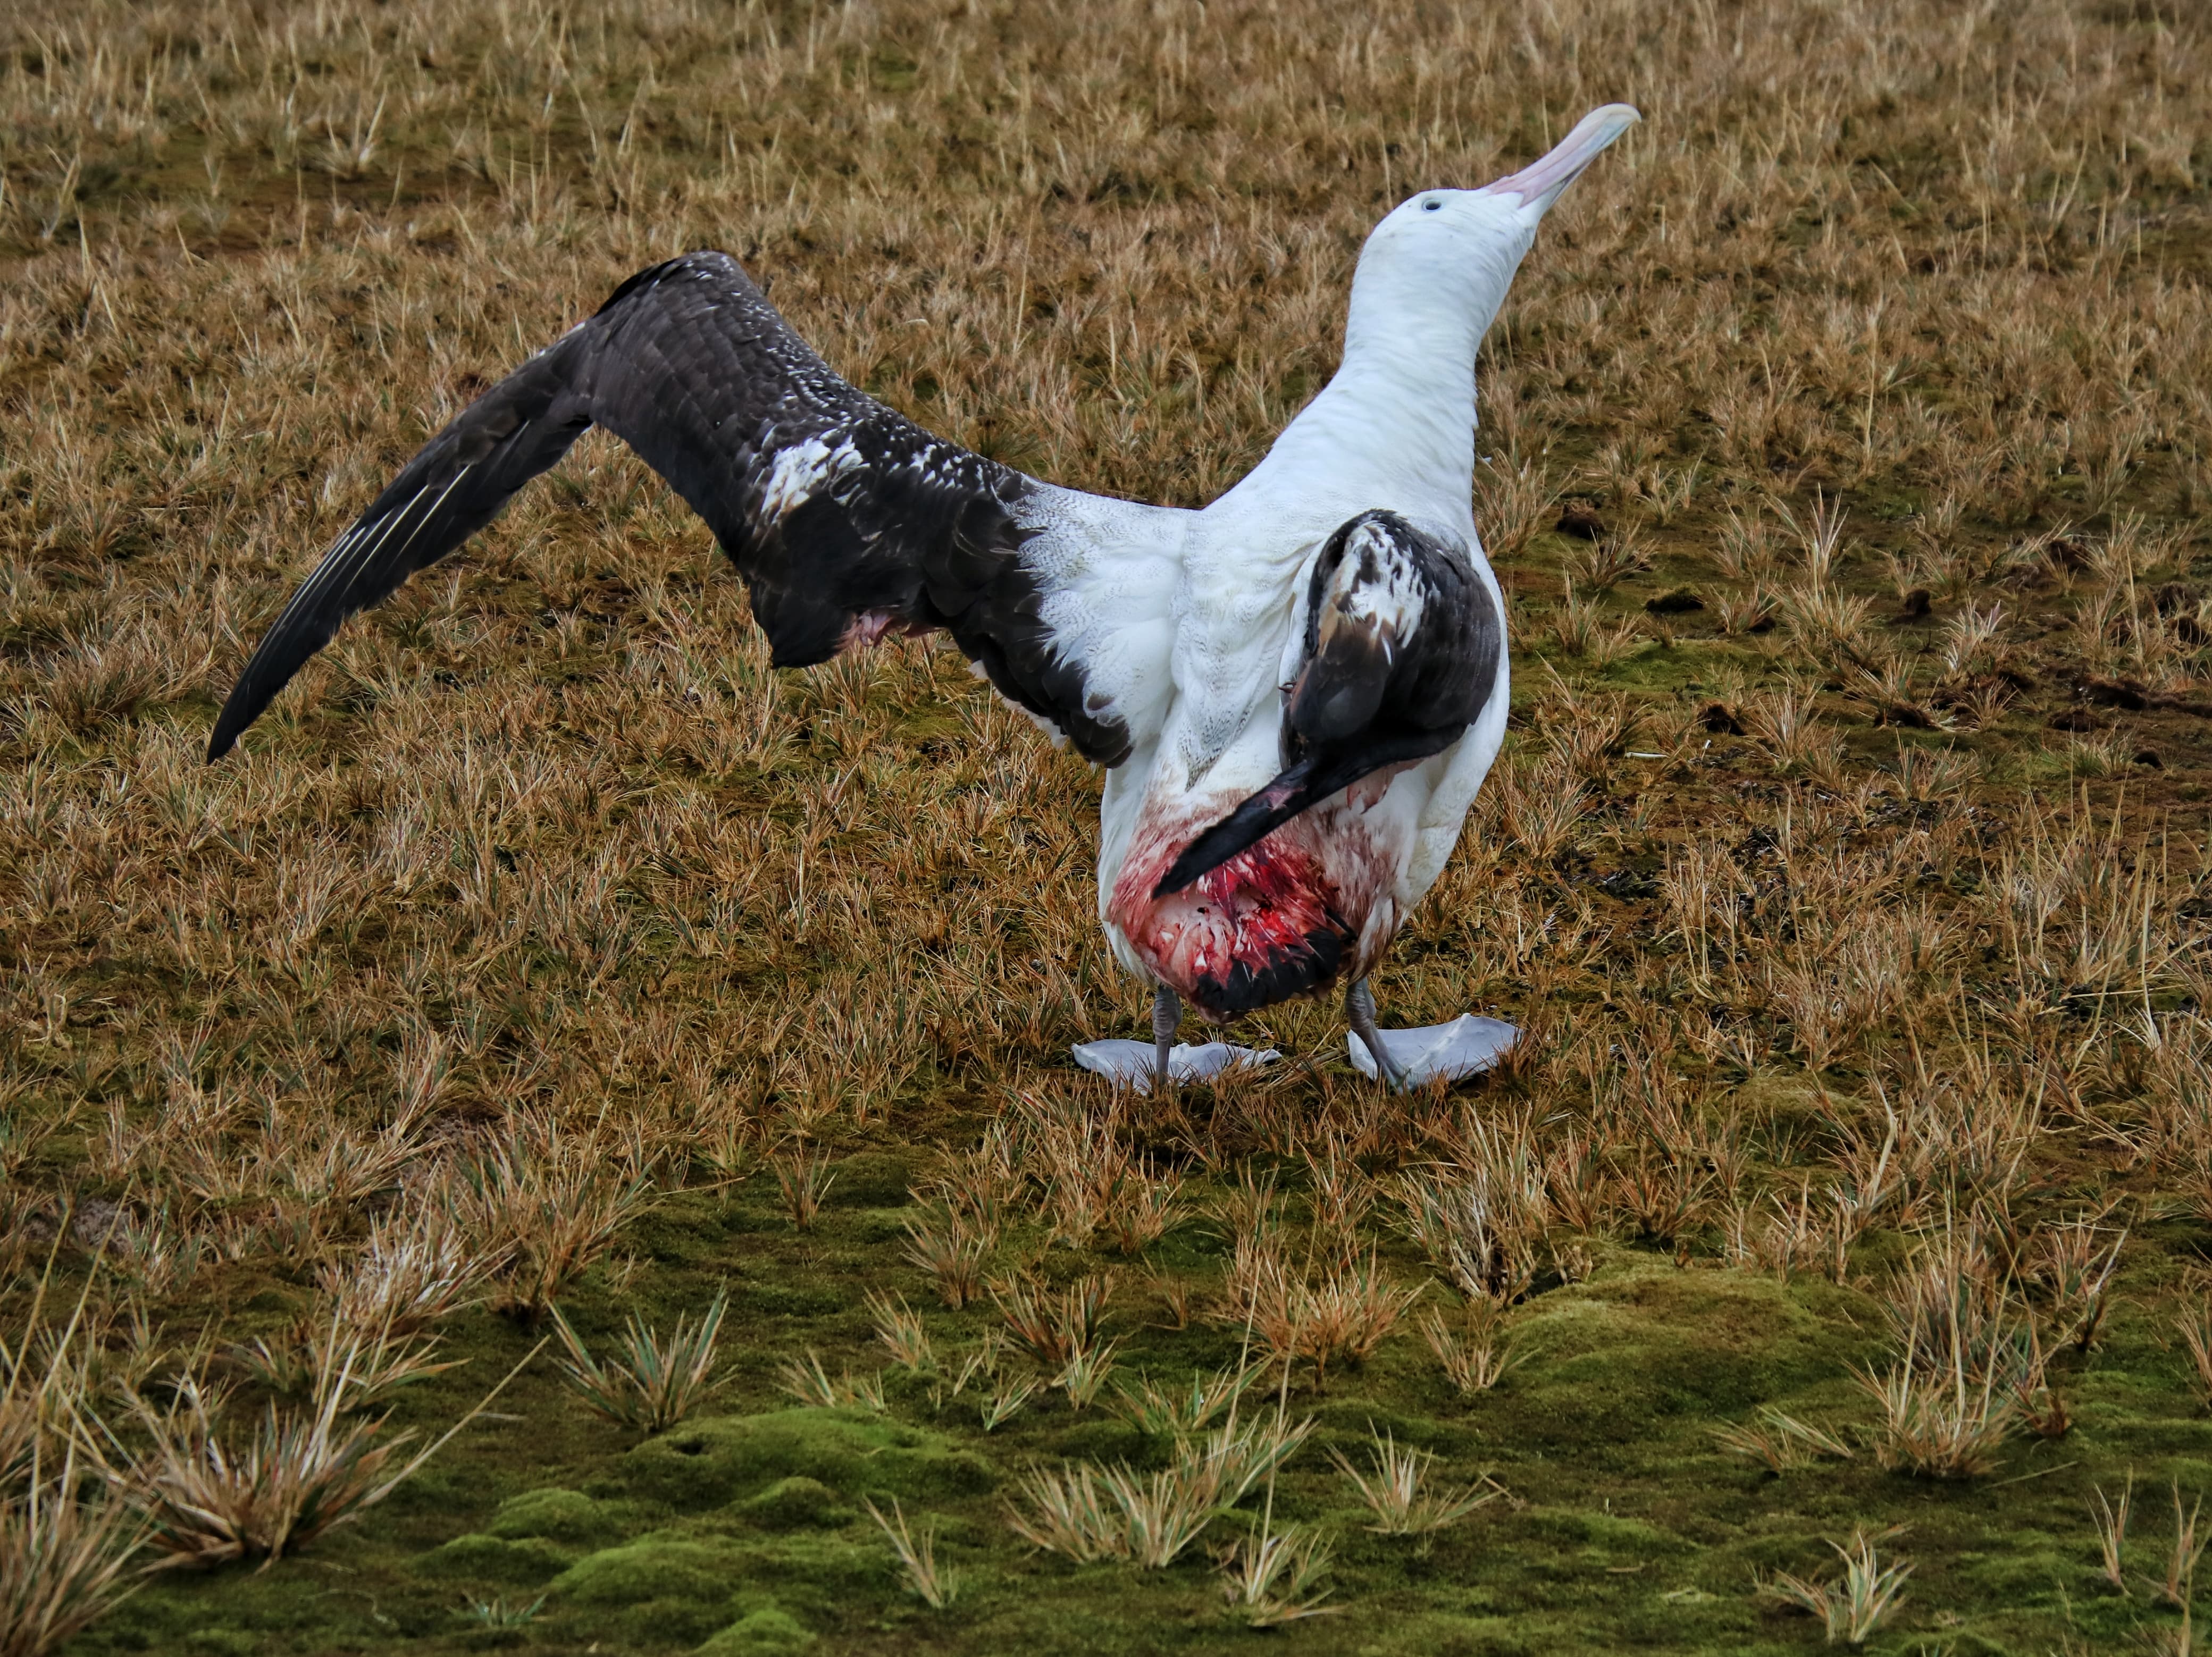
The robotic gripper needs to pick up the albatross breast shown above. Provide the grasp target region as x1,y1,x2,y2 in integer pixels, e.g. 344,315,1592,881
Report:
1102,509,1503,1021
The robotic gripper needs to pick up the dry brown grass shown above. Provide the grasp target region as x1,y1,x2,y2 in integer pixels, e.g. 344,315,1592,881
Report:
108,1328,531,1569
1,0,2209,1647
0,1269,150,1657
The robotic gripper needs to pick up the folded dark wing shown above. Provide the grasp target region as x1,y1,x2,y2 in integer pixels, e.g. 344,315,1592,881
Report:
1154,509,1501,896
209,252,1172,764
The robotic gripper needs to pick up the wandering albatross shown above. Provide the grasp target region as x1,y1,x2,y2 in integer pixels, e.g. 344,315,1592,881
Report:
207,104,1639,1094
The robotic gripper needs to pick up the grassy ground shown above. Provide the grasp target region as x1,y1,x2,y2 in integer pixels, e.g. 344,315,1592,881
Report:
4,0,2212,1652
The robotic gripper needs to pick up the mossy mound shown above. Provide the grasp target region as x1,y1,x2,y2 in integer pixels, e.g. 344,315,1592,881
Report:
410,1531,573,1586
555,1534,751,1608
552,1527,887,1639
734,1475,854,1530
485,1486,624,1547
693,1606,817,1655
622,1406,994,1509
1506,1261,1862,1449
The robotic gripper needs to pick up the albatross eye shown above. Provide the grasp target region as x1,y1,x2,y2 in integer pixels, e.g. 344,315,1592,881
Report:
1421,198,1443,212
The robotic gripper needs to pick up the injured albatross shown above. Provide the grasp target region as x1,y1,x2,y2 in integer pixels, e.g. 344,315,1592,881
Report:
207,104,1640,1094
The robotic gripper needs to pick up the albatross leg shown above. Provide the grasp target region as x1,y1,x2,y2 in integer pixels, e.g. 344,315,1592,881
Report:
1152,985,1182,1096
1345,979,1410,1092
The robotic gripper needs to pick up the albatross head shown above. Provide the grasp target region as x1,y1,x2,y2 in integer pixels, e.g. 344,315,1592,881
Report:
1346,104,1640,361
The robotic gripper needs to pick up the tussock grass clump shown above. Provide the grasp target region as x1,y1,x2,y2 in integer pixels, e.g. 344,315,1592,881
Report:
1758,1528,1914,1646
1857,1225,2042,1478
1420,1303,1524,1396
550,1289,730,1432
441,1125,653,1322
0,1451,149,1657
1097,1162,1184,1256
1007,1412,1312,1569
865,1498,958,1610
1712,1408,1855,1476
1051,1340,1121,1410
113,1331,525,1571
769,1142,837,1231
230,1320,457,1415
1217,1525,1338,1628
1219,1241,1416,1388
1112,1362,1265,1438
1395,1112,1567,1302
901,1207,994,1310
2089,1477,2132,1592
865,1291,935,1375
118,1374,398,1568
994,1274,1115,1371
316,1206,497,1338
1487,750,1593,864
773,1353,885,1415
1,1277,149,1657
1328,1427,1501,1535
977,1374,1038,1434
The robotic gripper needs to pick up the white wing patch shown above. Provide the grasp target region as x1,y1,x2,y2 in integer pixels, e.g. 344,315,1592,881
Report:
1020,484,1188,754
758,433,864,523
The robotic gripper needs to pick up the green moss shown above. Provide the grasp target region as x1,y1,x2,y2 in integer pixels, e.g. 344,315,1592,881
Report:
622,1407,995,1509
553,1534,753,1644
1048,1416,1149,1464
734,1475,854,1530
1500,1261,1864,1457
412,1532,573,1585
851,1207,914,1243
825,1150,915,1206
693,1606,817,1655
546,1527,890,1645
741,1283,849,1316
714,1535,891,1614
485,1486,622,1546
1351,1614,1538,1657
180,1634,261,1657
554,1534,750,1608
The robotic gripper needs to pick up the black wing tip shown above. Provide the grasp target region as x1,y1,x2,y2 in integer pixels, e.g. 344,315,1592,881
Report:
1151,788,1303,899
206,686,261,762
1151,849,1210,901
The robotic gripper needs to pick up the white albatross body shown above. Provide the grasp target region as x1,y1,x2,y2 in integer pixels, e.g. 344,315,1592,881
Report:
1082,108,1638,1025
206,105,1639,1086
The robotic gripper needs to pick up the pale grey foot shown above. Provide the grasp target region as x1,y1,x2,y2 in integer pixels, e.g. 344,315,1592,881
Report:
1152,985,1182,1097
1345,979,1410,1091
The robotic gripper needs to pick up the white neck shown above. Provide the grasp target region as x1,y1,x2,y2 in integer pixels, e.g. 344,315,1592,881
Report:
1229,308,1473,525
1212,110,1637,524
1224,235,1523,526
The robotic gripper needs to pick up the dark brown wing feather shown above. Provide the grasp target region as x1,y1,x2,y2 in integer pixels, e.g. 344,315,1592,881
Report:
208,253,1133,764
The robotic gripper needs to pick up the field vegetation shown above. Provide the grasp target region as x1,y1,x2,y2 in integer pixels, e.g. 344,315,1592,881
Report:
3,0,2211,1651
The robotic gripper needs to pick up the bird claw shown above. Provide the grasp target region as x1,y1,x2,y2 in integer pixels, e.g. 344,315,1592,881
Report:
1071,1040,1280,1096
1345,1015,1520,1093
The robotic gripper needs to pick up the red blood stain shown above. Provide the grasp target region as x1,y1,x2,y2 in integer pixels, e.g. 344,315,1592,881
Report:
1109,805,1392,1017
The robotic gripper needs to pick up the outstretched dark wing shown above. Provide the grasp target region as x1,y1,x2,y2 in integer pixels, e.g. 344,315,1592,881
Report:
208,252,1180,764
1154,510,1501,896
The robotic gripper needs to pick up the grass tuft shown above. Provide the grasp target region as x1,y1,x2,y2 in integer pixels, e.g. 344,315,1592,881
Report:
1758,1528,1913,1646
864,1498,958,1610
1327,1427,1501,1535
549,1289,728,1432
